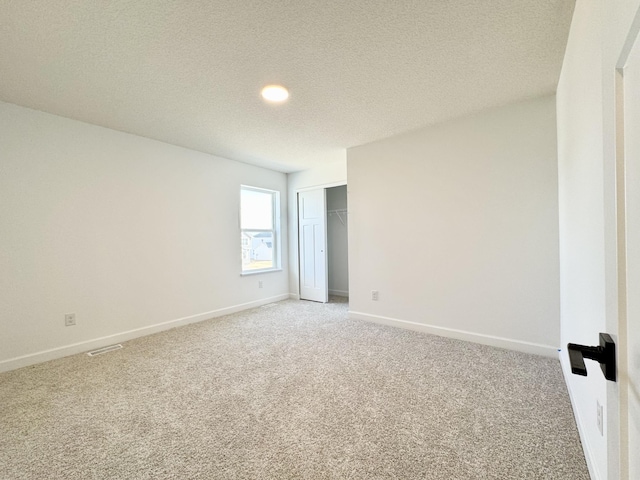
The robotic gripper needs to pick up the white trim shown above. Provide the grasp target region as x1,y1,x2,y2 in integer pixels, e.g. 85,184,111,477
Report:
348,311,558,358
328,289,349,297
240,268,283,276
289,293,300,300
296,181,346,194
560,353,602,480
0,294,289,373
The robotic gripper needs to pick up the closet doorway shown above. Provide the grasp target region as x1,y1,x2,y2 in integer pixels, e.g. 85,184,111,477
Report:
298,184,348,303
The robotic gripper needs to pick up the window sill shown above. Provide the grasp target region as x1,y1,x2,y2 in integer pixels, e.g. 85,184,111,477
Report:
240,268,283,276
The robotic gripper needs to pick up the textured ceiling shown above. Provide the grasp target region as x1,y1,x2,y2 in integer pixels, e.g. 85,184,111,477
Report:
0,1,575,173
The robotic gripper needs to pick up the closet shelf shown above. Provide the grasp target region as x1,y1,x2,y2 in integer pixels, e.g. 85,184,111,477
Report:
327,209,348,225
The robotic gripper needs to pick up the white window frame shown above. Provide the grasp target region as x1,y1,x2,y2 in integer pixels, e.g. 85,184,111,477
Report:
240,185,281,275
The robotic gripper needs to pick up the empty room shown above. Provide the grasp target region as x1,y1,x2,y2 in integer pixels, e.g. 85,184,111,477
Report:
1,1,638,479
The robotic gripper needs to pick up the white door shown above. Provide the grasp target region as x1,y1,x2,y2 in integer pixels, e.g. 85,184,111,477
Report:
298,189,328,303
616,21,640,479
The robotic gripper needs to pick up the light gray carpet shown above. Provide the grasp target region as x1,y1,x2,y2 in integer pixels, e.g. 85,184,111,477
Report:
0,298,589,479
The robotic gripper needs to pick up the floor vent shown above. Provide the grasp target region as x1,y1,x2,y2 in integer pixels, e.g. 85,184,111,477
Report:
87,344,123,356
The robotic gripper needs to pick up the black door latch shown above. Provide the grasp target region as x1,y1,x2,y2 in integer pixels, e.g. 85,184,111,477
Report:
567,333,616,382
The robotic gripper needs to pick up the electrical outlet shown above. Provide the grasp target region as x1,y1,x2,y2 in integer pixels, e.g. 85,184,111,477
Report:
597,401,604,435
371,290,379,301
258,280,263,288
64,313,76,327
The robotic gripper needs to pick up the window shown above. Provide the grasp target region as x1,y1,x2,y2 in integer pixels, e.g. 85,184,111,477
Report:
240,186,280,273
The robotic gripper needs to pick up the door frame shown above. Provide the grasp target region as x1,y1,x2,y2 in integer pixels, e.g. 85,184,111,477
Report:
295,181,347,301
609,8,640,478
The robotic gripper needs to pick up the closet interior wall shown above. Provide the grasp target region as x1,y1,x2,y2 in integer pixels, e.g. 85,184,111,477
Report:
326,185,349,298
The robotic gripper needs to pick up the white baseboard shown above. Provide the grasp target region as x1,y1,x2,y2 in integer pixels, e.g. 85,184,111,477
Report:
348,311,558,358
559,352,602,480
328,289,349,297
0,294,290,373
289,293,300,300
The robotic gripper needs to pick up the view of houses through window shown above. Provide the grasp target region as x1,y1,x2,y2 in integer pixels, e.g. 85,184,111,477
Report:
240,186,279,272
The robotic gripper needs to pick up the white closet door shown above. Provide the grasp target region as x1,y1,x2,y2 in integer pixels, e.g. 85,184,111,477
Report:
298,189,328,303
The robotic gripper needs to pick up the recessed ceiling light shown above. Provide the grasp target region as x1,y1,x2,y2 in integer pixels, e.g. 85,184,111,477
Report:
261,85,289,103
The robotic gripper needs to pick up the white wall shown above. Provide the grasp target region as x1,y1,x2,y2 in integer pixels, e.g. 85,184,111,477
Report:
287,161,347,298
0,101,289,371
327,185,349,296
347,95,560,357
558,1,640,479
